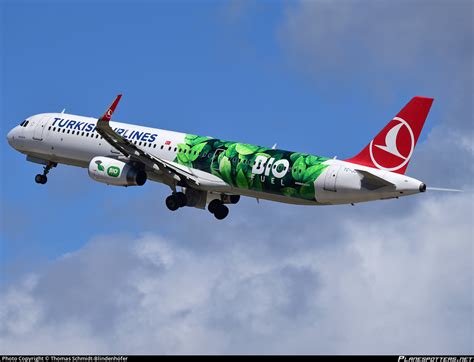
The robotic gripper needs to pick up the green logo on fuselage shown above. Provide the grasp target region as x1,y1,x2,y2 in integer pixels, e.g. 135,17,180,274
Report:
107,166,121,177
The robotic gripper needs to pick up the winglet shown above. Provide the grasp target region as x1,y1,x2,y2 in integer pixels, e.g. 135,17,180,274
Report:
99,94,122,122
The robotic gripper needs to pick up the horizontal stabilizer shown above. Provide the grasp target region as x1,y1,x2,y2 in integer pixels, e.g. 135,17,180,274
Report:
355,169,395,190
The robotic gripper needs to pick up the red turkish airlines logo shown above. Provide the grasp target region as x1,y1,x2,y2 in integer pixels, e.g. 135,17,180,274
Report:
369,117,415,171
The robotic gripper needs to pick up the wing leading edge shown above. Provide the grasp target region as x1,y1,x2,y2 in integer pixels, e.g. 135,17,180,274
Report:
95,95,202,188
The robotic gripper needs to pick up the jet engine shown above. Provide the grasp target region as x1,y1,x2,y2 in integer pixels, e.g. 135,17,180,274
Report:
88,156,147,186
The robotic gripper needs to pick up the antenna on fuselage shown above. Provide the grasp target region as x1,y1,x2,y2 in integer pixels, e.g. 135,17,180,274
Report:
61,108,66,114
272,143,277,149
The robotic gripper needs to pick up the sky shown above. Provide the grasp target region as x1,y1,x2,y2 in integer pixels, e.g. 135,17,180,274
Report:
0,0,473,355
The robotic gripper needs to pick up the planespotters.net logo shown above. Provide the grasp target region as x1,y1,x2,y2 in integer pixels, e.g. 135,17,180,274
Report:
399,356,473,362
369,117,415,172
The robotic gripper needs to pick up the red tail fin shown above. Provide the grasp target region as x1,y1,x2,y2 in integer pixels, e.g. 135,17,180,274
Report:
346,96,434,174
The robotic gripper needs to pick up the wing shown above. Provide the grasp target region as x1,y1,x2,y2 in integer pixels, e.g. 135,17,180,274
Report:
95,95,202,188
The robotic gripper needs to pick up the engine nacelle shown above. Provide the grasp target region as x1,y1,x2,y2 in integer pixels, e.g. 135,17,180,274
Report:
88,156,147,186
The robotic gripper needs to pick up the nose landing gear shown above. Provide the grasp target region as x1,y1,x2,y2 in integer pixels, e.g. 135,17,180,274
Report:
35,161,57,185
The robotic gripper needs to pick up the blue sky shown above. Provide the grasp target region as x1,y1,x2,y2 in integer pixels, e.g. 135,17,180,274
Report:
0,0,443,265
1,0,472,354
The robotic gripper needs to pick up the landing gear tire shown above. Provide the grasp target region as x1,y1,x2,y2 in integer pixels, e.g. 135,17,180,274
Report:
214,204,229,220
208,200,229,220
165,195,180,211
35,161,56,185
208,199,222,214
174,192,188,208
35,174,47,184
229,195,240,204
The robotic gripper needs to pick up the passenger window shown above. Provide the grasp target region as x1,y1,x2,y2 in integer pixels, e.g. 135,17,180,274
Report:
153,144,156,148
174,147,177,152
67,130,70,134
160,145,164,149
168,146,171,151
81,132,85,136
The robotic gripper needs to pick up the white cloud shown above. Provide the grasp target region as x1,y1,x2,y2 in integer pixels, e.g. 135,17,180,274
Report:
1,193,472,354
1,1,472,355
278,0,473,188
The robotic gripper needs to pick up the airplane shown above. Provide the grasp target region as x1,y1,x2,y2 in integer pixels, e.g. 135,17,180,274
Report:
7,95,436,220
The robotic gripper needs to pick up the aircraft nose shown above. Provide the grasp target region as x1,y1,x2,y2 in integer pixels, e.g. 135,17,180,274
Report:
7,127,18,148
7,128,14,145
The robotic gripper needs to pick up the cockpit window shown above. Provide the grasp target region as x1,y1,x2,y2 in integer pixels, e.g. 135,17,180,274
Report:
19,120,29,127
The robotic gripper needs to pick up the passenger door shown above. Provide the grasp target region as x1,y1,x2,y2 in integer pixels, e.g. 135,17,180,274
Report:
32,115,50,141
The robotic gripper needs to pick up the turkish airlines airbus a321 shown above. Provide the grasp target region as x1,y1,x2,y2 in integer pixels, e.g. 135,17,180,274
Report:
7,95,440,219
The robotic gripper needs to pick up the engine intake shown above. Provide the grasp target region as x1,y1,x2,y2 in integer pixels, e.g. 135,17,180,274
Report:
88,156,147,186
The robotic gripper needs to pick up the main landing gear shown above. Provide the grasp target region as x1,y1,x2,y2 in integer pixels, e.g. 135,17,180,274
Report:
164,189,239,220
165,192,188,211
208,199,229,220
35,161,57,185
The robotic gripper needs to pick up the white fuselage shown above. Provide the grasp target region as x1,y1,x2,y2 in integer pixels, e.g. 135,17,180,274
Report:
7,113,426,206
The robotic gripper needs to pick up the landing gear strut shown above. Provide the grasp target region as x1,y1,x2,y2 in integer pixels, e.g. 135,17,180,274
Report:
165,191,188,211
35,161,57,185
208,199,229,220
